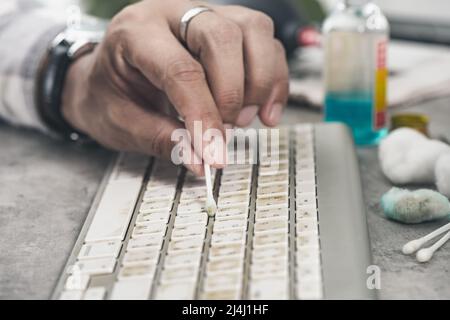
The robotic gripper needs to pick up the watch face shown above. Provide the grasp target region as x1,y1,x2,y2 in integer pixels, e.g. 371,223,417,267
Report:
66,15,107,43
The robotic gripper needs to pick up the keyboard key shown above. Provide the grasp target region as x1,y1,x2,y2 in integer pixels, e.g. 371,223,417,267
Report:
258,164,289,176
209,242,245,259
215,213,248,223
174,213,208,227
221,171,252,184
222,165,252,175
78,240,122,260
296,218,318,234
296,247,321,265
211,229,246,245
216,206,248,219
252,244,288,261
143,186,176,201
258,174,289,186
84,179,143,243
254,219,288,233
255,207,289,220
257,184,289,197
219,181,251,195
296,232,320,249
155,281,196,300
83,287,106,300
65,274,90,291
213,218,247,231
251,258,288,277
122,247,160,266
253,231,288,247
297,279,323,300
165,248,202,266
110,153,149,182
260,154,288,166
201,287,241,300
118,263,156,280
204,271,242,291
110,277,152,300
160,264,199,283
218,194,250,209
206,255,244,273
59,290,83,300
70,257,116,276
296,169,315,182
249,276,289,300
256,195,288,210
296,158,315,170
147,176,178,188
177,201,206,214
136,211,171,225
296,193,316,207
132,221,167,237
180,188,207,200
296,205,317,220
127,234,164,251
139,199,173,214
169,236,204,251
171,224,206,239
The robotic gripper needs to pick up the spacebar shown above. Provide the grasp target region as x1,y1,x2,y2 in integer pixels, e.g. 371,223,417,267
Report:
85,172,145,243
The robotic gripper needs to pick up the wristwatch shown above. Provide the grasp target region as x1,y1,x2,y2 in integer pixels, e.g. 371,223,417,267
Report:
37,22,105,141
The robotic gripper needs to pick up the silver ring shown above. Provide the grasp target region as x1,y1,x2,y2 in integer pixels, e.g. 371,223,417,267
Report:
179,6,212,45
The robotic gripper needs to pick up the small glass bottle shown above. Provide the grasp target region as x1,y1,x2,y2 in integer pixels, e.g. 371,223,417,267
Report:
322,0,389,145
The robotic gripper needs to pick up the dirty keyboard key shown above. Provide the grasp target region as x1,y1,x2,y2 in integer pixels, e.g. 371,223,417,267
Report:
78,240,122,260
70,257,116,276
110,277,152,300
155,281,196,300
83,287,106,300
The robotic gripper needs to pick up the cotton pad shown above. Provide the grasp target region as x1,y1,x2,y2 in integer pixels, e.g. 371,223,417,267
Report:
436,153,450,198
379,128,450,184
381,187,450,224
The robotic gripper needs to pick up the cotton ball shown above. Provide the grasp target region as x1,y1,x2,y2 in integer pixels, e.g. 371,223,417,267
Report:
379,128,450,184
381,187,450,223
436,153,450,198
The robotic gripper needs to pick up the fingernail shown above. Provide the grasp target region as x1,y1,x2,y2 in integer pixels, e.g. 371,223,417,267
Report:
268,103,283,125
236,105,259,127
213,134,226,168
224,124,234,145
204,135,226,168
224,123,234,130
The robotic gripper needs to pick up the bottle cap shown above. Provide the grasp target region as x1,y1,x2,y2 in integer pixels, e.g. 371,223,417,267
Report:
391,113,429,136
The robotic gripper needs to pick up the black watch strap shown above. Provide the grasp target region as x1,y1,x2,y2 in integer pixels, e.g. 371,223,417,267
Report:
37,37,89,141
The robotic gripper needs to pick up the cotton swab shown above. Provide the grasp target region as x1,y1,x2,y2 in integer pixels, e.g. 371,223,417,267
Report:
416,231,450,263
402,222,450,255
204,163,217,217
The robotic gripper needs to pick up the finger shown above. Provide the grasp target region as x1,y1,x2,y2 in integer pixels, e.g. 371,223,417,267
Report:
184,12,245,125
119,23,226,167
258,40,290,127
216,6,279,125
102,100,205,176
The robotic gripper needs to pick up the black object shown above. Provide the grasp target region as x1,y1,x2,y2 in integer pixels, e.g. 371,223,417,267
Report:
209,0,319,57
37,37,88,141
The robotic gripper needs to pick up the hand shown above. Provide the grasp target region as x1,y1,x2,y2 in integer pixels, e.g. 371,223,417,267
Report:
62,0,289,175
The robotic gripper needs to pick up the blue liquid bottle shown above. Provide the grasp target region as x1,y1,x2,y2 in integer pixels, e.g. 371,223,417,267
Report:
323,0,389,145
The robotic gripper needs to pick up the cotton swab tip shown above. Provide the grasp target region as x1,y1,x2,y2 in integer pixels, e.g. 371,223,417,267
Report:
402,239,423,255
206,198,217,217
416,248,433,263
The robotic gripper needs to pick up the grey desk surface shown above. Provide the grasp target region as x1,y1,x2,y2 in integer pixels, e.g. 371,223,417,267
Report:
1,98,449,300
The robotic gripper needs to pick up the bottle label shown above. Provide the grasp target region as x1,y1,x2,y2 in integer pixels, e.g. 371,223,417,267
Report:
374,40,387,130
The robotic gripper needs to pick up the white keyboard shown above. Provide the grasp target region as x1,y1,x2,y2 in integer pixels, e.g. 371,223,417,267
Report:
54,124,375,300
